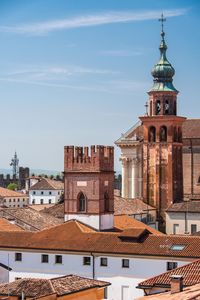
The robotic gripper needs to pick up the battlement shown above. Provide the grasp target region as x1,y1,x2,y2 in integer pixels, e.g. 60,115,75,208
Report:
64,145,114,172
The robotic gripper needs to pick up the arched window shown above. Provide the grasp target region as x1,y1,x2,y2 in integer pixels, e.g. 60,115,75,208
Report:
104,192,109,212
148,126,156,142
78,192,86,212
160,126,167,142
164,100,169,114
156,100,161,115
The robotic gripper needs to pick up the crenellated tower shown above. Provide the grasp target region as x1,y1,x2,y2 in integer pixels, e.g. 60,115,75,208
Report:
64,145,114,230
140,15,186,226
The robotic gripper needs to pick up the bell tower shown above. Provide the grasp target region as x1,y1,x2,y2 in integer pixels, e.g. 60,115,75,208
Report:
140,15,186,225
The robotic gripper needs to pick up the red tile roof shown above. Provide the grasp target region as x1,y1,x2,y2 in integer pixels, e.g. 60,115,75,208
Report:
138,259,200,289
0,275,110,298
0,218,23,231
29,178,64,191
182,119,200,139
1,217,200,259
0,187,27,198
166,201,200,213
114,196,156,215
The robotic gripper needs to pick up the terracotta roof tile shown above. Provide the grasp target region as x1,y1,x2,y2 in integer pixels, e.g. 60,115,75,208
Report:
0,187,27,198
166,201,200,213
114,196,156,215
182,119,200,139
29,178,64,191
138,259,200,289
0,275,110,298
41,202,64,219
0,218,23,231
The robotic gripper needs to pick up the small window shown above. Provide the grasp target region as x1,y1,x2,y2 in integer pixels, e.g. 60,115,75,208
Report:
191,224,197,234
100,257,107,267
122,259,129,268
40,199,44,204
55,255,62,264
198,176,200,184
170,245,185,251
49,191,52,195
9,199,11,202
49,199,52,204
58,191,60,195
167,261,178,271
41,254,49,263
15,253,22,262
83,257,91,266
41,191,44,195
78,192,86,212
18,198,20,202
173,224,179,235
23,199,25,202
32,199,35,204
13,199,15,202
15,277,21,280
148,126,156,142
33,191,36,195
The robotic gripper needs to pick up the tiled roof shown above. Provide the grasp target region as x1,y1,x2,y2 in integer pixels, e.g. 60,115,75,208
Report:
41,202,64,219
0,275,110,298
0,207,61,230
29,178,64,191
137,283,200,300
0,187,27,198
0,218,23,231
166,201,200,213
138,259,200,289
2,217,200,259
182,119,200,139
114,196,156,215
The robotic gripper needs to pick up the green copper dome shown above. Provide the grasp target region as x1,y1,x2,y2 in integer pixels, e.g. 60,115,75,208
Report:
150,30,178,92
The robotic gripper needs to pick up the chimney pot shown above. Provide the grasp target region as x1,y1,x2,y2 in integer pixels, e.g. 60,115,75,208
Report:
170,275,183,294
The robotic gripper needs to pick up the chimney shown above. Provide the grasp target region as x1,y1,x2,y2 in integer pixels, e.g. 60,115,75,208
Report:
170,275,183,294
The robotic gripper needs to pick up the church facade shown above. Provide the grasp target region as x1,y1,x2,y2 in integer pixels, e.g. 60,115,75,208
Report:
115,21,200,225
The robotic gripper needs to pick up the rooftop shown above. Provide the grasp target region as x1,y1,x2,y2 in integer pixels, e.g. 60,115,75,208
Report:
0,187,27,198
182,119,200,139
0,207,62,231
138,259,200,289
137,283,200,300
0,218,23,232
166,201,200,213
0,275,110,298
29,178,64,191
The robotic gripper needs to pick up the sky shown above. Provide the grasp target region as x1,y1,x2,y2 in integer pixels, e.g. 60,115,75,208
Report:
0,0,199,172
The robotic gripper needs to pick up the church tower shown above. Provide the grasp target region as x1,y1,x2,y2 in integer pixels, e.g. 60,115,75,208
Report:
140,15,186,224
64,145,114,230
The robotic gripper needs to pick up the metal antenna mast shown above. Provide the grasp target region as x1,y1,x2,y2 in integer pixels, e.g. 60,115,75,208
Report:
10,151,19,177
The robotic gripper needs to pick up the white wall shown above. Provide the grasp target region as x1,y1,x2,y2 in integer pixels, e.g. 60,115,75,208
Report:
3,196,28,208
0,249,190,300
65,214,114,230
166,212,200,234
29,189,62,205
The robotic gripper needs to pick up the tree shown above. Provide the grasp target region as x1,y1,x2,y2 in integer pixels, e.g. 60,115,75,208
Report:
7,183,18,191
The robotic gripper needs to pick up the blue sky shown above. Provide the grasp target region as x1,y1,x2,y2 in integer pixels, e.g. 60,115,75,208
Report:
0,0,199,172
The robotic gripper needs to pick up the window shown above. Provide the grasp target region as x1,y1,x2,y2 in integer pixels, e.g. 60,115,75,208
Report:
58,191,60,195
160,126,167,142
41,191,44,195
33,191,36,195
122,259,129,268
41,254,49,263
170,244,185,251
83,257,91,266
40,199,44,204
100,257,107,267
167,261,178,271
9,199,11,202
78,192,86,212
15,277,21,280
156,100,161,115
164,100,169,114
18,198,20,202
148,126,156,142
55,255,62,264
49,191,52,195
191,224,197,234
13,199,15,202
23,199,25,202
32,199,35,204
49,199,52,204
173,224,179,235
15,253,22,262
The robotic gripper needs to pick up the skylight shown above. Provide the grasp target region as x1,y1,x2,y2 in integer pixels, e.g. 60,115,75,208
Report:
170,245,186,251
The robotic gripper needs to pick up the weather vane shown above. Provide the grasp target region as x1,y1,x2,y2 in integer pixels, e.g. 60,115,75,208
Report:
159,13,166,32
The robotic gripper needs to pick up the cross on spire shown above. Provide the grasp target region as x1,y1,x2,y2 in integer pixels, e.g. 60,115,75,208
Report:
159,13,166,32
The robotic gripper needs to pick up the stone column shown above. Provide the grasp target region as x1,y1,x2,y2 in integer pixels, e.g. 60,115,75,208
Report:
131,158,139,198
121,158,128,198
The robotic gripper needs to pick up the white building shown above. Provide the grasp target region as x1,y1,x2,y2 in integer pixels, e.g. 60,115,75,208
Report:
0,216,198,300
166,201,200,235
29,178,64,205
0,187,28,208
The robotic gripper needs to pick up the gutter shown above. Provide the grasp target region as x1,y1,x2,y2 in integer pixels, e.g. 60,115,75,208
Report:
91,252,95,279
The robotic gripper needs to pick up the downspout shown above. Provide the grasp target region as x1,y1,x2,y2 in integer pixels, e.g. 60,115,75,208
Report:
91,252,95,279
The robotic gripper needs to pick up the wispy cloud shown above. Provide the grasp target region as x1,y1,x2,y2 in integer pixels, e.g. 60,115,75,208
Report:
0,9,187,35
100,49,143,57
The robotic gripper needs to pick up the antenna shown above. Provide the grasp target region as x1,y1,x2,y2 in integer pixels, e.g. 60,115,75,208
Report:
10,152,19,178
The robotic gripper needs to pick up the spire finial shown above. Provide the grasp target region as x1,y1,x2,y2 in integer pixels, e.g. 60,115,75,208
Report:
159,13,166,33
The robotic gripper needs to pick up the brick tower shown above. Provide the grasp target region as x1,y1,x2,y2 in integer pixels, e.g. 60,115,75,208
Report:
64,145,114,230
140,15,186,226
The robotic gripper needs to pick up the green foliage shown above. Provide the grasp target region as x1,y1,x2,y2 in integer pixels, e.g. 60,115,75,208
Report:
7,183,18,191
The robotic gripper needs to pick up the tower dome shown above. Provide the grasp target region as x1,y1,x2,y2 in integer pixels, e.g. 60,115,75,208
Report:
150,20,178,93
